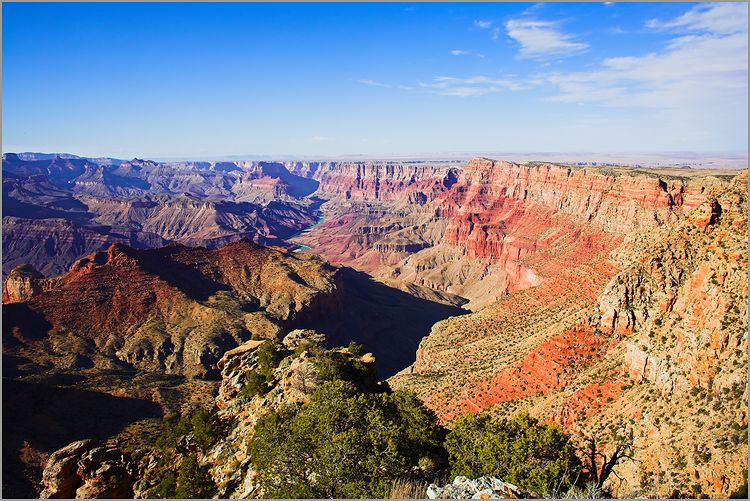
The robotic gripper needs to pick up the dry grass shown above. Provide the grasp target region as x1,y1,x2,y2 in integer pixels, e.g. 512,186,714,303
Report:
389,478,429,499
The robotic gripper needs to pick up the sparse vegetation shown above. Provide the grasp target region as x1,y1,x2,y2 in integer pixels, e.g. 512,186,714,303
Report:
444,412,582,495
312,350,372,384
347,340,366,355
237,371,270,400
257,340,284,379
190,408,219,452
248,380,446,498
175,453,216,499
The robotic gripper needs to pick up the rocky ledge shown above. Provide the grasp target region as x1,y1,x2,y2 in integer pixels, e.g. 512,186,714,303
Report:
40,439,135,499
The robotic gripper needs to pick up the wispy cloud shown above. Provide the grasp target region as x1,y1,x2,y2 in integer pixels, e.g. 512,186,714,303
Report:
355,79,413,92
355,79,392,88
450,49,485,59
546,3,748,109
474,19,501,41
420,76,530,97
311,136,331,143
603,2,615,7
505,19,589,59
645,2,747,35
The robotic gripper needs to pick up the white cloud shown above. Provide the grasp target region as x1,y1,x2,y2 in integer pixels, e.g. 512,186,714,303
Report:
646,2,747,35
603,2,615,7
474,19,501,41
355,79,392,88
450,49,485,58
505,19,589,59
355,79,414,92
420,76,530,97
546,3,748,110
311,136,330,143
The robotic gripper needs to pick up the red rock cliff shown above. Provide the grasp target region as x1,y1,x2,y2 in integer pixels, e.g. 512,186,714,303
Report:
439,158,712,259
287,161,459,202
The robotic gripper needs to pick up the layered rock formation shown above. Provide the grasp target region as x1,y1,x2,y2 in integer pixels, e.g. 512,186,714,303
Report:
294,158,722,310
3,240,339,377
3,238,461,378
390,167,748,498
286,160,459,202
2,154,321,276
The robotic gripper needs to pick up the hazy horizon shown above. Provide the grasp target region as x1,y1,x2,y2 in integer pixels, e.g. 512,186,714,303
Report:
6,149,748,169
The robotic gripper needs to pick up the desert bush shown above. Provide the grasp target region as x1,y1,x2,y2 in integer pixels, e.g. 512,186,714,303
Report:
175,454,216,499
347,340,366,355
149,471,177,498
191,408,219,452
248,380,445,498
237,371,270,400
444,412,582,495
312,350,372,384
257,340,284,379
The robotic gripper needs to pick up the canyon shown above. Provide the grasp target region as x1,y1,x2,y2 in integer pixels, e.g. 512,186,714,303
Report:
2,153,747,498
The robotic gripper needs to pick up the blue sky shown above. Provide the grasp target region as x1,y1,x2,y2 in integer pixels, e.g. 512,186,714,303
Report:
2,2,747,159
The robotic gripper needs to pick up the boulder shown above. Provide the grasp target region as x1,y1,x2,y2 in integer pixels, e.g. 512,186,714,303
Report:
281,329,326,350
2,264,44,303
40,440,96,499
40,440,134,499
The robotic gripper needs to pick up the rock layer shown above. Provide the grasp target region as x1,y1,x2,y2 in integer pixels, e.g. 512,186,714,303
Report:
391,168,748,498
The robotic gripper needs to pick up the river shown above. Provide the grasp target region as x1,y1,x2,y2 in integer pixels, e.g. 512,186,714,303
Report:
290,210,325,252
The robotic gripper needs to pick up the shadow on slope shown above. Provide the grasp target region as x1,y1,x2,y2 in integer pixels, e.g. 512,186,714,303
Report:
297,267,466,378
1,376,162,498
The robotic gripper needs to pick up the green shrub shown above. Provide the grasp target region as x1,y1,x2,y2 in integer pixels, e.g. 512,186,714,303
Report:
175,454,216,499
347,341,366,356
248,380,445,498
191,408,219,452
257,341,284,379
444,412,581,495
155,413,191,452
312,351,372,384
238,371,270,400
149,471,177,498
294,340,318,356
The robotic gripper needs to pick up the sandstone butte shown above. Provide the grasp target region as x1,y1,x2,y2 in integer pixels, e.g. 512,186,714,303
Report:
2,156,748,499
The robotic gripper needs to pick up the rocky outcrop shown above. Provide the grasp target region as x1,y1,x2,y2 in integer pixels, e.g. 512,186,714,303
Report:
148,331,378,499
2,264,44,303
40,440,134,499
427,476,530,499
